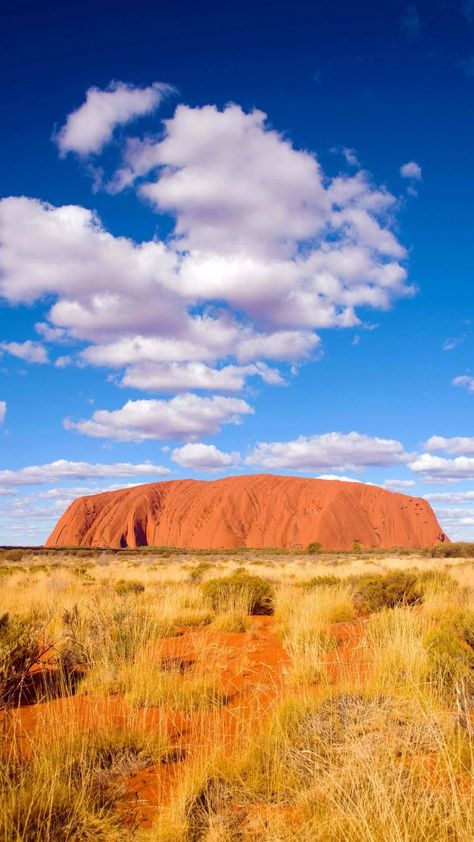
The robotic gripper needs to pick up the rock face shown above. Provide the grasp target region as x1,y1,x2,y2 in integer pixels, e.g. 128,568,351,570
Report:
45,474,446,550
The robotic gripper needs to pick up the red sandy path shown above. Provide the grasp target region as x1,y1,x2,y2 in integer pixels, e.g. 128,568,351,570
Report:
1,617,365,831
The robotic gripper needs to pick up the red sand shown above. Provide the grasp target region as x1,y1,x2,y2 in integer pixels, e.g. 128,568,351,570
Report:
46,473,446,551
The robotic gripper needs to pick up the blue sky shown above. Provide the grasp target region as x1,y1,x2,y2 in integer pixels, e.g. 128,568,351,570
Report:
1,0,474,544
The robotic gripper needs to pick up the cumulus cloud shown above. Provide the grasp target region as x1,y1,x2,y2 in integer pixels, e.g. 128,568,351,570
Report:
55,81,172,156
409,453,474,482
0,340,48,364
424,435,474,455
64,394,253,441
246,432,409,472
0,401,6,423
0,459,170,488
453,375,474,392
400,161,422,180
171,442,239,471
425,490,474,504
383,479,416,490
0,99,413,406
120,361,284,392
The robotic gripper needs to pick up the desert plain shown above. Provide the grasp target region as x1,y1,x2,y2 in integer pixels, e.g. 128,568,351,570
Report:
1,541,473,841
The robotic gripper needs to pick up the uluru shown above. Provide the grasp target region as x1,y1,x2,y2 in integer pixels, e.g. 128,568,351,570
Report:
45,474,446,550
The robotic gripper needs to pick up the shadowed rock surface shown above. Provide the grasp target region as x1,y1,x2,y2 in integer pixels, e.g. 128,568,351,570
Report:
45,474,446,550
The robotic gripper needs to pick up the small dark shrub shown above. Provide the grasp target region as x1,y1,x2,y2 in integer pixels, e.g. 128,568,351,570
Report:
202,570,274,615
350,571,422,613
114,579,145,596
1,549,24,563
307,541,322,555
352,541,362,553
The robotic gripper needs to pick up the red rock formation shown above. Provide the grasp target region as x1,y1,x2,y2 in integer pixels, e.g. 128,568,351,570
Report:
45,474,446,550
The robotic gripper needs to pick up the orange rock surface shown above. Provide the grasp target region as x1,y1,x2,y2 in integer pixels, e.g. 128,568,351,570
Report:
45,473,446,550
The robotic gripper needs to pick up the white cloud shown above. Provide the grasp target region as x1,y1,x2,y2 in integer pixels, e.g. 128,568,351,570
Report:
246,432,409,472
0,340,48,364
400,161,422,180
383,479,416,490
237,331,320,363
0,401,6,424
171,443,239,471
442,336,464,351
55,81,172,156
409,453,474,482
315,474,368,483
64,394,253,441
341,147,359,166
453,375,474,393
120,361,284,392
0,99,413,404
425,490,474,505
424,435,474,455
0,459,170,488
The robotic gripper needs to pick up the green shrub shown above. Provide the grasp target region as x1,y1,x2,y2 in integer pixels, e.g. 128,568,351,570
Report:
352,541,362,553
202,570,274,615
350,571,422,613
307,541,322,554
114,579,145,596
426,542,474,559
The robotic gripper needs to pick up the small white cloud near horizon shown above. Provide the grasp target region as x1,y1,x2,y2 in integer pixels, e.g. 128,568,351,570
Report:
0,459,170,488
246,432,409,472
0,401,6,424
400,161,422,180
315,473,367,484
171,443,240,471
383,478,416,490
0,340,48,364
55,81,173,156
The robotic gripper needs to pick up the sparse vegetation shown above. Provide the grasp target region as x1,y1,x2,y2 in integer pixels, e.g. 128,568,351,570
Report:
350,569,423,612
0,548,473,840
202,568,274,615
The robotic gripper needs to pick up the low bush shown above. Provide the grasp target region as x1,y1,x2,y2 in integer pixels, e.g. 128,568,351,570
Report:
426,542,474,559
0,548,24,563
307,541,322,554
202,570,274,615
350,570,422,613
0,612,44,706
114,579,145,596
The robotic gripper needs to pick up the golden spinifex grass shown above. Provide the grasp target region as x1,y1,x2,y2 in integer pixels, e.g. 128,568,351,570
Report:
0,550,473,841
